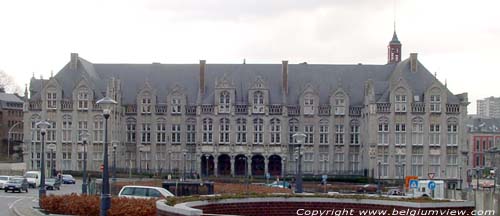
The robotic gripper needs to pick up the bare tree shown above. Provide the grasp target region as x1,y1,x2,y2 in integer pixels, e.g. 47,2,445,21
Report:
0,70,22,95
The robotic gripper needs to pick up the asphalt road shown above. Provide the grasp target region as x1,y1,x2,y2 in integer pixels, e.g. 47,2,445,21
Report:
0,179,82,216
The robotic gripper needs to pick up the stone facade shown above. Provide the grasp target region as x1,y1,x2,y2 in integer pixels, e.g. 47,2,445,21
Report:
23,33,469,184
0,92,24,161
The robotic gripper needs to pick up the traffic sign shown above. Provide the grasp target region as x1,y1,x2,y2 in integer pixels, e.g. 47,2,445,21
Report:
428,181,436,190
322,175,328,181
265,173,270,179
100,164,104,171
428,172,435,179
409,180,418,189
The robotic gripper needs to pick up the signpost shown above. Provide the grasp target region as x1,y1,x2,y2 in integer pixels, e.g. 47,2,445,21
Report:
428,172,435,180
322,175,328,193
409,180,418,189
428,181,436,198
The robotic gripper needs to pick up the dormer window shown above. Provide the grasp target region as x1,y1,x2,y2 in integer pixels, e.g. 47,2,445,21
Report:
430,95,441,113
304,94,314,115
141,94,152,114
334,93,345,115
171,98,181,114
77,88,89,110
252,91,264,114
47,89,57,109
395,95,407,113
219,91,230,113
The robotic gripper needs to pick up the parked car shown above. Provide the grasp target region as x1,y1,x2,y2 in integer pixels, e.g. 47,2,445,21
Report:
24,171,41,188
4,177,29,193
62,174,75,184
356,184,379,193
45,178,61,190
266,181,291,189
387,188,404,196
0,176,12,189
118,186,174,199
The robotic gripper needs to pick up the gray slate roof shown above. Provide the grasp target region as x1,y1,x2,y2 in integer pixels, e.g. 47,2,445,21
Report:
0,93,23,103
466,116,500,133
29,55,461,106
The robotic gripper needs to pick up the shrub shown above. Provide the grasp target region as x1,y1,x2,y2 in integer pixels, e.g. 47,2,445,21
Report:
41,194,157,216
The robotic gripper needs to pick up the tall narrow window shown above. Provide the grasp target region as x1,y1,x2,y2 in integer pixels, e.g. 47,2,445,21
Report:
335,125,344,145
47,89,57,109
186,119,196,144
219,91,230,113
378,118,389,145
253,118,263,144
334,93,345,115
252,91,264,113
411,146,424,177
429,152,441,178
378,146,389,177
270,119,281,144
349,146,360,172
156,118,166,143
171,124,181,144
289,119,298,144
334,146,344,172
319,120,329,144
412,118,424,146
395,94,407,112
77,88,89,110
319,145,329,173
77,121,88,142
141,93,152,114
304,94,314,115
447,119,458,146
126,118,136,143
202,118,213,144
141,123,151,143
219,118,230,144
47,122,56,142
430,95,441,112
429,124,440,146
304,125,314,144
350,120,359,145
62,115,72,142
171,98,181,114
93,116,103,143
446,147,458,178
394,152,406,178
395,123,406,146
236,118,247,144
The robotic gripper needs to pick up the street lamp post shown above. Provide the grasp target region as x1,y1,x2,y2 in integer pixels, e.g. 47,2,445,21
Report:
139,147,143,175
112,141,118,183
486,147,499,192
168,150,172,175
283,156,287,189
48,144,56,177
183,149,187,181
401,163,406,192
458,166,462,190
80,131,90,195
292,132,306,193
7,121,23,160
377,160,382,195
96,96,117,216
36,120,50,207
205,154,210,177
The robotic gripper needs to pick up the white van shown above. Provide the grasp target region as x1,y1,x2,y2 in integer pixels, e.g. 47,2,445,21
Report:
412,180,445,199
118,186,174,199
24,171,41,188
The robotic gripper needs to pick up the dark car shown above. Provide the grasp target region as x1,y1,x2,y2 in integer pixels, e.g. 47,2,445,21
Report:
45,178,61,190
62,174,75,184
356,184,379,193
4,178,29,193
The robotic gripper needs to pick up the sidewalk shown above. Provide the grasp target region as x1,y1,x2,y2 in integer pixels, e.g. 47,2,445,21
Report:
9,197,45,216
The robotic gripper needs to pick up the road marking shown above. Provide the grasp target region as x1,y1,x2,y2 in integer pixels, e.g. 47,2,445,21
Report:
9,197,25,209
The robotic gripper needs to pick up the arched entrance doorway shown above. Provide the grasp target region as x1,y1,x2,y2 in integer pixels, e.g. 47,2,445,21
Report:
218,154,231,176
201,155,214,177
251,155,265,176
268,155,282,177
234,154,248,176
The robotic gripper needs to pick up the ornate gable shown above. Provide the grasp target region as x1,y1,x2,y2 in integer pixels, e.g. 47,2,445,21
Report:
215,73,234,89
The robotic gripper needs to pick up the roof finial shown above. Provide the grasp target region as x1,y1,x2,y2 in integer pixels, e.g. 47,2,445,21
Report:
445,79,447,88
32,72,35,78
50,70,53,78
434,72,437,77
243,58,246,64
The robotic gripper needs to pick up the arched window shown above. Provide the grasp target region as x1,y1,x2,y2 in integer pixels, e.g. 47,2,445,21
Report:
236,118,247,144
202,118,213,144
219,91,230,113
253,118,263,144
77,87,89,110
270,118,281,144
219,118,230,144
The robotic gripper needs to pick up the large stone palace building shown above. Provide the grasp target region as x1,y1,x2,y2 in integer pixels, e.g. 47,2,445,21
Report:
23,32,469,185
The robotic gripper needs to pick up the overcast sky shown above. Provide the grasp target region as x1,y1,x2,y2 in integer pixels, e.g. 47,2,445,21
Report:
0,0,498,114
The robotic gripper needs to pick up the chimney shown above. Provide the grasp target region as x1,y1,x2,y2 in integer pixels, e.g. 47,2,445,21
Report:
70,53,79,70
410,53,418,72
282,60,288,95
199,60,206,95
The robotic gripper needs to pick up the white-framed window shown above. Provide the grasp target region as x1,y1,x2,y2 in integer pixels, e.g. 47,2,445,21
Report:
350,121,359,145
334,93,345,115
446,147,458,178
219,118,230,144
429,124,440,146
395,123,406,146
171,98,181,114
47,90,57,109
219,91,230,113
171,124,181,144
62,115,72,142
289,119,298,144
126,118,136,143
411,146,424,177
236,118,247,144
186,119,196,144
252,91,265,113
335,125,344,145
430,95,441,113
47,121,56,142
395,95,407,112
141,93,152,114
349,146,360,172
394,153,406,178
319,145,329,173
447,120,458,146
334,147,344,172
319,120,329,144
202,118,213,144
93,116,104,143
253,118,263,144
77,88,89,110
412,118,424,146
378,118,389,145
141,123,151,143
77,121,88,142
304,94,314,115
304,125,314,144
270,118,281,144
62,143,72,170
156,118,166,143
378,146,389,177
429,153,441,178
303,151,314,173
